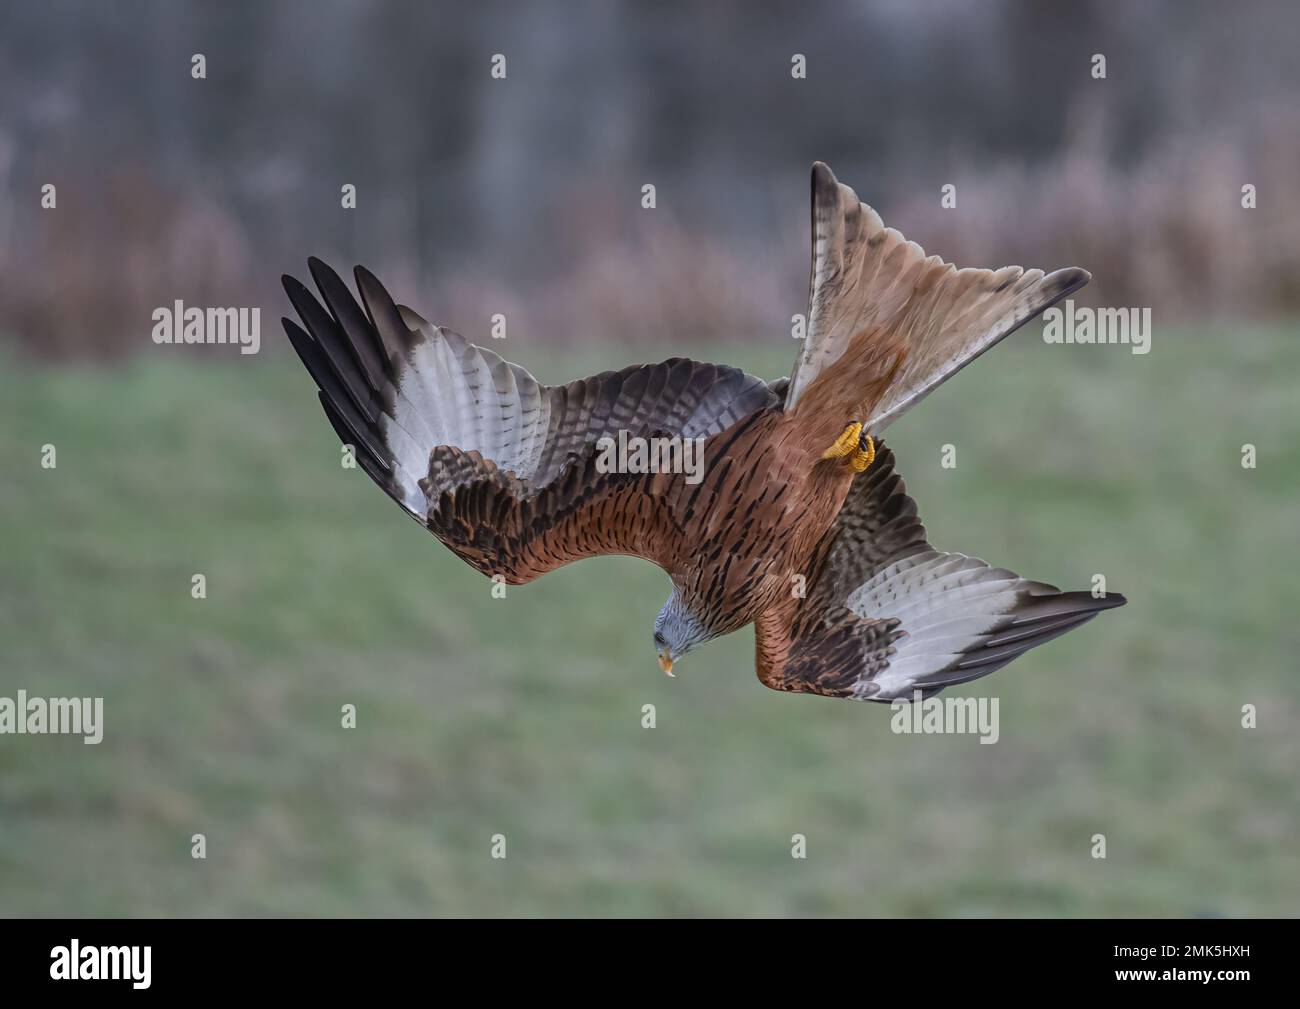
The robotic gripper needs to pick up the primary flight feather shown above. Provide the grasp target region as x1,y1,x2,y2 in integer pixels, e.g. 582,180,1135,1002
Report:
282,162,1124,700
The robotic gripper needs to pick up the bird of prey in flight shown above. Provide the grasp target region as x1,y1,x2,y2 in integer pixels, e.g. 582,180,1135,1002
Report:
282,162,1124,701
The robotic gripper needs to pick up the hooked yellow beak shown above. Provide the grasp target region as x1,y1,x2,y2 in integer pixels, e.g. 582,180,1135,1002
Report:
657,651,675,677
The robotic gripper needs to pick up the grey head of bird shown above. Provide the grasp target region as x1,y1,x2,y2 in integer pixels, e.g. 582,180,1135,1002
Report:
653,585,717,676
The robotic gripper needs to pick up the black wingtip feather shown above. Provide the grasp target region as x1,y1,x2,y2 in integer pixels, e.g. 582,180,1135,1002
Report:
281,275,379,424
317,391,391,476
307,258,392,390
283,261,400,484
942,586,1126,683
353,264,414,365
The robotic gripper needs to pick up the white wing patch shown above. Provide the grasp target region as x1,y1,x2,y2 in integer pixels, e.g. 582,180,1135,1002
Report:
846,550,1030,698
284,259,780,531
388,314,549,486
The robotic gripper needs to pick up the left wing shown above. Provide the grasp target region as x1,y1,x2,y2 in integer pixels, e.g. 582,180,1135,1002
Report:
282,259,779,582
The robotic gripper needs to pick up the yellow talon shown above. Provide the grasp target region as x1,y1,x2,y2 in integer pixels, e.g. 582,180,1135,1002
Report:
821,422,875,473
821,422,863,461
849,434,875,472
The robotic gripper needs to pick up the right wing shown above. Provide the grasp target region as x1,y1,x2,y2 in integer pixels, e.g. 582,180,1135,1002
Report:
755,441,1126,701
282,259,778,582
784,162,1089,438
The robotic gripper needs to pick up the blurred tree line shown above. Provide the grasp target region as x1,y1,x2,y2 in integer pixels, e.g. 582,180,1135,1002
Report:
1,0,1297,358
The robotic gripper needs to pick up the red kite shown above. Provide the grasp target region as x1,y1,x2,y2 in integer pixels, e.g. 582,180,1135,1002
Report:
282,162,1124,701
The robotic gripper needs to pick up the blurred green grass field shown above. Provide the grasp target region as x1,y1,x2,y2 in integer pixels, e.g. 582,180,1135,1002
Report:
1,322,1298,917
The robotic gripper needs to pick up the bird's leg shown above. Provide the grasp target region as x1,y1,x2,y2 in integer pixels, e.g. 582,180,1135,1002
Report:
820,421,875,473
821,421,862,460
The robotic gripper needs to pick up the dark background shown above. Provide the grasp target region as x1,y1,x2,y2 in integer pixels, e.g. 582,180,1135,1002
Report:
3,0,1299,357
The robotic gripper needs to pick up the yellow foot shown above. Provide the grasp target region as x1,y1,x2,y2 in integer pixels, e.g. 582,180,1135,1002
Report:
821,422,875,473
849,433,874,473
821,421,863,461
